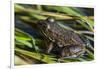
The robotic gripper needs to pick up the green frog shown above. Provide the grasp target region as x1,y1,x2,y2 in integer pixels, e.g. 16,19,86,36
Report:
37,17,85,58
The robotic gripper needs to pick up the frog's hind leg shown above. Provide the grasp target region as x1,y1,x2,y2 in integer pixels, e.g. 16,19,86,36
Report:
60,45,85,59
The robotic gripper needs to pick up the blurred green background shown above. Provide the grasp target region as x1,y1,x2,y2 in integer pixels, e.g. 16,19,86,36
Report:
14,3,94,65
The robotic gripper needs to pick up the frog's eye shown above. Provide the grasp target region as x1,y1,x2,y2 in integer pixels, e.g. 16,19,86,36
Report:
38,21,43,25
38,21,46,25
46,17,55,23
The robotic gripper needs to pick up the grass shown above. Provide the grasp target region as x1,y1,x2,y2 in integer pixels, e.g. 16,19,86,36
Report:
14,4,94,65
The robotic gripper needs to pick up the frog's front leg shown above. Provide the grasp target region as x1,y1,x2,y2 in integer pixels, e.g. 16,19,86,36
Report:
46,42,54,53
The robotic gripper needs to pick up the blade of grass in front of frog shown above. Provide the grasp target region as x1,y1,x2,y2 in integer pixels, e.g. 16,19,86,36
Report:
15,47,57,63
15,4,46,20
56,22,93,36
58,22,86,34
15,40,25,46
58,22,85,34
19,16,37,23
15,28,33,48
14,4,26,13
15,28,30,37
19,16,39,29
60,7,94,31
85,38,94,51
58,22,75,31
15,50,37,65
77,31,94,35
76,20,92,31
15,36,31,41
84,45,94,60
29,13,47,20
15,28,37,48
79,35,94,58
31,38,41,53
15,55,30,65
15,28,42,52
69,8,94,29
84,35,94,41
79,17,94,32
43,6,82,16
15,28,32,41
79,55,93,61
62,58,86,62
15,39,33,48
15,39,41,53
86,48,94,59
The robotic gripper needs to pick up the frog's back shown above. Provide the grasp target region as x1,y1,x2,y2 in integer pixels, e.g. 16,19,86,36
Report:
46,24,84,46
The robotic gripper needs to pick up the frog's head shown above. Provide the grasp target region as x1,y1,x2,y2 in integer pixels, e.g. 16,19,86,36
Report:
37,17,55,30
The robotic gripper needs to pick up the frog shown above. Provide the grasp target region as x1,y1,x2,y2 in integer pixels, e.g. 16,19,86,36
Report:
37,17,85,58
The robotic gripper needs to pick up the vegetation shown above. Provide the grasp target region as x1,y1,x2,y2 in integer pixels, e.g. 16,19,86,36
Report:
14,4,94,65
